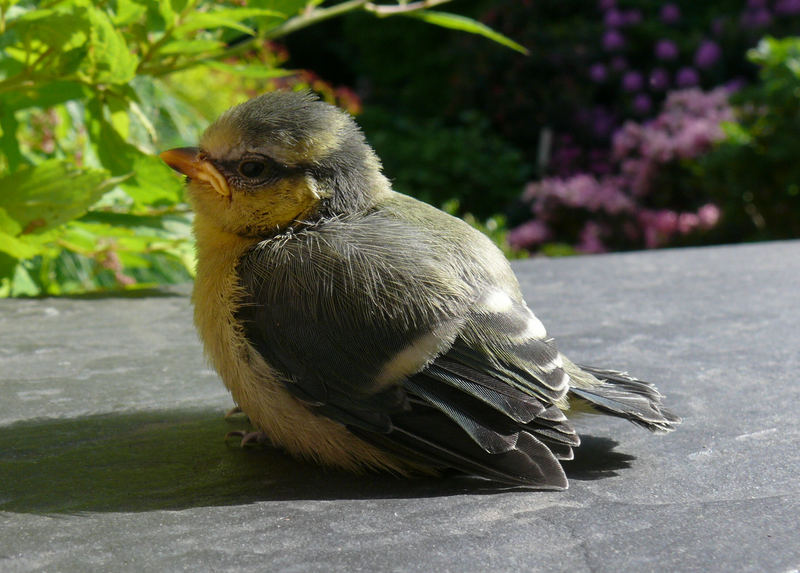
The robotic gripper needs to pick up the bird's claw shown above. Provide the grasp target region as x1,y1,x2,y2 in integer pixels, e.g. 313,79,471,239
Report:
224,406,245,419
225,429,271,447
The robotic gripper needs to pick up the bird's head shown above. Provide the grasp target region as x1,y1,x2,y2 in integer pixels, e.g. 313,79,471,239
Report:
160,91,388,238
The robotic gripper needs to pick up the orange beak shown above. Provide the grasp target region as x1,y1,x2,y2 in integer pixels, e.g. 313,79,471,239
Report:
159,147,230,198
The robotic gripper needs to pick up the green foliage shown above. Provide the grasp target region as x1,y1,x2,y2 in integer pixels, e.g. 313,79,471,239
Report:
0,0,523,296
696,37,800,242
404,10,527,55
360,108,530,219
0,0,279,296
440,199,525,260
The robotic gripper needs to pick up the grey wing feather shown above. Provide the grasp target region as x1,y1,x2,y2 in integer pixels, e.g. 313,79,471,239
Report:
569,365,681,433
234,200,581,487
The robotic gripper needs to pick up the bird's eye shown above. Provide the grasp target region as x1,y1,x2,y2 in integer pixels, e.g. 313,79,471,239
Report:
239,161,266,178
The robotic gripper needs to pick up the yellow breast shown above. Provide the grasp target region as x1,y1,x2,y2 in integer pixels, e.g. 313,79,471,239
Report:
190,211,421,474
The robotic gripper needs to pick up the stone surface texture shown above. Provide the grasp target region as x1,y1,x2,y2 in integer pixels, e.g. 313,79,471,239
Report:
1,240,799,572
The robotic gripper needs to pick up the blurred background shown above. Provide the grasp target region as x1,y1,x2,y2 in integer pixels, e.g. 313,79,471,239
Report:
1,0,798,296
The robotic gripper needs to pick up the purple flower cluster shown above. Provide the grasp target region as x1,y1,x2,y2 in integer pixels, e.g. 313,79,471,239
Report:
509,89,732,253
585,0,800,127
638,205,721,249
613,88,733,166
738,0,800,26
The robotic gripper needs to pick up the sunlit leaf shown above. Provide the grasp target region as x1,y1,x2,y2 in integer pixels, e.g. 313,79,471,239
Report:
0,230,41,259
248,0,306,16
86,99,184,208
205,60,293,78
174,8,285,36
112,0,148,26
0,160,118,235
404,11,528,55
157,0,177,28
0,209,42,259
0,110,24,172
83,6,139,84
158,39,226,55
1,81,87,113
1,9,88,54
10,262,40,296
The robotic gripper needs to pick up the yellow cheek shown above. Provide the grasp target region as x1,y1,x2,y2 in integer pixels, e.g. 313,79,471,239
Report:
232,176,321,234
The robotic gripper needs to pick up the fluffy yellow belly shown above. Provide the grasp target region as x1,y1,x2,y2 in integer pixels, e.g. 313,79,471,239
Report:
191,214,417,475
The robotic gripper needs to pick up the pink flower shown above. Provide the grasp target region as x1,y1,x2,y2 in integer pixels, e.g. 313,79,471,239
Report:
698,204,721,228
633,93,652,115
740,7,772,28
639,209,679,248
605,9,625,27
649,68,670,91
678,212,700,234
603,30,626,51
655,39,679,61
612,122,643,159
660,4,681,24
508,220,552,249
577,222,608,253
521,89,731,254
590,63,608,83
622,71,644,92
695,40,722,69
775,0,800,15
676,67,700,87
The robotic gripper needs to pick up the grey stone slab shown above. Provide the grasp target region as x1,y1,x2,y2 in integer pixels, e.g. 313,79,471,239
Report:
1,240,799,572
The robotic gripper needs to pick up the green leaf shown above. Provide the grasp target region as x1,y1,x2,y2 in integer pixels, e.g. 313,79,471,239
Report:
205,60,293,78
10,261,40,296
404,11,528,55
80,211,193,240
0,206,22,235
248,0,306,15
157,0,177,28
0,106,24,172
175,8,285,36
158,39,226,55
0,80,87,113
86,99,184,207
0,208,42,259
0,229,42,259
721,121,753,145
84,6,139,84
112,0,148,26
0,160,117,235
2,9,89,54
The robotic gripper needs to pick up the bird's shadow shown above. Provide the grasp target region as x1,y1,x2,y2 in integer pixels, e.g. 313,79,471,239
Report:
0,409,633,514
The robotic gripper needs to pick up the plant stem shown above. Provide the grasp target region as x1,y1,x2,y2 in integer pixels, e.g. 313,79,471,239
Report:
365,0,451,17
266,0,367,39
144,0,453,78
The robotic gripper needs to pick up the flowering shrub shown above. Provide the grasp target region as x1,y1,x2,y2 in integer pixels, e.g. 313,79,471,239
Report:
695,37,800,241
509,88,731,253
434,0,800,254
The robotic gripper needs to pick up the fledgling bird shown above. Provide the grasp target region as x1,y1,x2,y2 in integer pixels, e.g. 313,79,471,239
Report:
160,91,680,489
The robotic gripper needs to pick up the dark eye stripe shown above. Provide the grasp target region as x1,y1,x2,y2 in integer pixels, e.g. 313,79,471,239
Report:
240,161,265,178
211,156,305,189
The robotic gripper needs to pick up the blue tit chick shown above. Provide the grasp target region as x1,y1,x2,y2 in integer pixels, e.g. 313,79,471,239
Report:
160,91,680,489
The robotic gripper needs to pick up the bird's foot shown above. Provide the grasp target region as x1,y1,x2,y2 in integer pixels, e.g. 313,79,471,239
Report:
225,429,271,447
224,405,246,419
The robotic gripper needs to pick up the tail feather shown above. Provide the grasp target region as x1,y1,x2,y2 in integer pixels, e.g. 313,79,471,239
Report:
569,365,681,434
